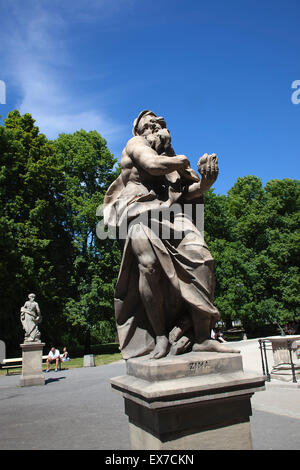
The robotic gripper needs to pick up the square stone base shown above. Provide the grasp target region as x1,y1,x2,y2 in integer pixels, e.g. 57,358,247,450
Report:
271,369,300,382
111,352,265,450
83,354,95,367
20,342,45,387
129,420,253,450
19,373,45,387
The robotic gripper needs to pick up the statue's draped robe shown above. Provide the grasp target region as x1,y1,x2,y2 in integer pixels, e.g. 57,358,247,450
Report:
20,301,41,342
103,170,220,359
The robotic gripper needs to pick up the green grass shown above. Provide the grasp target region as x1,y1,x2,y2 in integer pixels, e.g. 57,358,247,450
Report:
0,352,122,376
56,353,123,369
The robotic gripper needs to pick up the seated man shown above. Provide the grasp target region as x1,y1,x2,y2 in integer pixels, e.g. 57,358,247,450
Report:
45,347,60,372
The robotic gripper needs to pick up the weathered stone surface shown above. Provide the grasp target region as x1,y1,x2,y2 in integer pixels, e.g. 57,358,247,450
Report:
20,293,42,344
126,351,243,382
105,110,266,449
20,342,45,387
128,412,253,450
83,354,95,367
266,335,300,382
0,340,5,364
112,368,265,407
103,110,240,361
110,352,265,449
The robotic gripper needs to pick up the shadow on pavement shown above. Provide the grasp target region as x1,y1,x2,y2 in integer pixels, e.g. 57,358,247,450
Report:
45,376,66,385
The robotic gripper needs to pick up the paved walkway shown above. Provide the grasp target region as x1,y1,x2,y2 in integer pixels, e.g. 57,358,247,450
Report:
0,339,299,450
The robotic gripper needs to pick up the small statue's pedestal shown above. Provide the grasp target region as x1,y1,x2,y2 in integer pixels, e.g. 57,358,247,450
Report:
20,342,45,387
111,352,265,450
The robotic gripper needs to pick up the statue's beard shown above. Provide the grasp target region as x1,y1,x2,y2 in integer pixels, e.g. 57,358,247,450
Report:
146,128,171,154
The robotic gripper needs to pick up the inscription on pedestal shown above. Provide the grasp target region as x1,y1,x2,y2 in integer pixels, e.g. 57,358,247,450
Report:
126,352,243,382
189,361,209,374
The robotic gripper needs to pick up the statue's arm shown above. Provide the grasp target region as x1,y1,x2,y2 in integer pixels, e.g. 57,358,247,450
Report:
21,307,35,316
21,302,29,313
127,138,190,176
21,301,37,317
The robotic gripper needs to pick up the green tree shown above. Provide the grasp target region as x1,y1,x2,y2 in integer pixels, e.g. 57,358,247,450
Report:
205,176,300,334
0,111,73,352
53,130,121,351
0,113,121,354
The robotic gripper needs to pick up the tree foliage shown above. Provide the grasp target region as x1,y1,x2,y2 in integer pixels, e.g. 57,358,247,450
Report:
205,176,300,334
0,112,120,353
0,110,72,350
53,130,120,351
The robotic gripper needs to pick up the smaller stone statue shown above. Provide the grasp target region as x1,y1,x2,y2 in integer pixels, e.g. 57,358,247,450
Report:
20,293,42,343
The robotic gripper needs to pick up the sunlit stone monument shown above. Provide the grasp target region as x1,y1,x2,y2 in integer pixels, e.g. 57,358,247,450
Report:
267,335,300,382
20,293,45,386
104,110,265,449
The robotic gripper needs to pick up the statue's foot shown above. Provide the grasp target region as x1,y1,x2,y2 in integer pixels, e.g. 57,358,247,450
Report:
150,336,169,359
192,339,240,354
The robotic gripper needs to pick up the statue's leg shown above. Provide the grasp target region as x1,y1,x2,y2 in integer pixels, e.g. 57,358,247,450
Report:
190,308,240,353
189,308,211,345
130,225,169,359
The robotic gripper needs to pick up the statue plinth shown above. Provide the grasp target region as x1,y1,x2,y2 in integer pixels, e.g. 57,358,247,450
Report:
111,352,265,450
20,342,45,387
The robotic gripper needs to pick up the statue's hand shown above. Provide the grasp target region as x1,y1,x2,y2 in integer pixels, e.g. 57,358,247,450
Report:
197,153,219,193
197,153,218,177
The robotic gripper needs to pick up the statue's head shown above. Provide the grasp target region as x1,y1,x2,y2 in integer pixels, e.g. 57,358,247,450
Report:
28,293,36,300
132,110,172,154
132,110,166,137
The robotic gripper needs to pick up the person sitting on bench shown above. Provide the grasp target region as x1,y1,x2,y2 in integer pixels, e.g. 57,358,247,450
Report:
60,347,70,362
46,347,60,372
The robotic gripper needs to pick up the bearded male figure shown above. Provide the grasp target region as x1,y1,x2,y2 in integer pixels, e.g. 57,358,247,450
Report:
103,110,238,359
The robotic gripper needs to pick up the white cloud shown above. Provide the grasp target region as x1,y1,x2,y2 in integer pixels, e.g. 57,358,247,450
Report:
17,60,124,141
0,1,126,142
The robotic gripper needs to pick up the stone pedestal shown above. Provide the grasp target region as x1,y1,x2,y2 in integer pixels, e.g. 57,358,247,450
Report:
267,335,300,382
84,354,95,367
0,339,5,364
20,342,45,387
111,352,265,450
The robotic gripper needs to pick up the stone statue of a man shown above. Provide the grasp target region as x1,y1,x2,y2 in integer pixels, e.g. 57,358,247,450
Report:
103,110,239,359
20,293,42,343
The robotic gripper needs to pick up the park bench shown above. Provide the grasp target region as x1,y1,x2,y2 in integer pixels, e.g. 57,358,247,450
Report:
0,355,62,375
0,357,23,375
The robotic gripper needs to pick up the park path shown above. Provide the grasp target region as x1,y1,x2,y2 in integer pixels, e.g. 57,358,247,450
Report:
0,339,299,450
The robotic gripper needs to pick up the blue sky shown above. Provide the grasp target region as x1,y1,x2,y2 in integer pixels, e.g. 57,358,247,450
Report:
0,0,299,194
